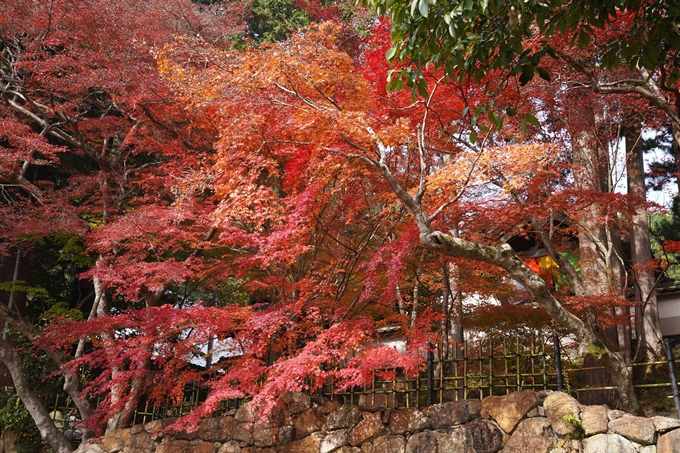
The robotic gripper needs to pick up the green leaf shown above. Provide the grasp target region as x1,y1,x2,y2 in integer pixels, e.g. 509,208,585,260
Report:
589,14,605,29
524,113,540,128
577,30,591,49
536,67,551,82
410,0,418,16
521,118,528,135
470,131,478,143
667,33,680,51
506,107,516,117
607,49,621,69
388,75,404,91
443,11,451,24
385,47,397,61
416,79,429,98
418,0,429,17
620,42,633,59
488,110,497,126
519,71,532,86
557,17,567,34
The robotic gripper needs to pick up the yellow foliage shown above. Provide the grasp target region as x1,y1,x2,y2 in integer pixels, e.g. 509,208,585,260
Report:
427,143,558,202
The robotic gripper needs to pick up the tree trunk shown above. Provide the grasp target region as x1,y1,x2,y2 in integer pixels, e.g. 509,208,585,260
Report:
442,263,464,345
62,261,108,442
627,132,664,361
0,255,94,442
96,269,144,432
569,100,636,404
93,272,126,433
672,123,680,197
442,262,465,400
0,338,73,453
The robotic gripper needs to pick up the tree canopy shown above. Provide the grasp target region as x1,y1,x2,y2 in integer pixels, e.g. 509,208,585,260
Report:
1,0,678,450
366,0,680,83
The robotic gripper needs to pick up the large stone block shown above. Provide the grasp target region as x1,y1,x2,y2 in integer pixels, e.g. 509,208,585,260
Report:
583,433,637,453
405,431,437,453
608,410,626,421
294,408,326,439
658,428,680,453
191,441,215,453
502,417,556,453
609,415,656,445
145,420,163,435
432,427,475,453
322,401,342,415
465,419,503,453
122,432,154,453
235,403,255,423
335,447,362,453
279,431,325,453
172,428,200,441
283,393,312,415
422,399,482,429
654,416,680,433
100,429,132,453
156,439,190,453
197,417,234,442
481,390,540,434
348,412,387,446
217,441,241,453
232,422,254,444
580,405,608,436
253,425,278,447
278,426,295,446
372,435,406,453
75,441,108,453
543,392,580,437
321,429,349,453
403,428,475,453
327,406,364,430
388,408,430,435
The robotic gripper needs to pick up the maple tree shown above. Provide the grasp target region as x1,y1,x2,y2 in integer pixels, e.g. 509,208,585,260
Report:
38,17,549,437
1,0,434,448
0,0,245,450
3,0,677,449
160,14,673,414
32,21,658,444
357,0,680,399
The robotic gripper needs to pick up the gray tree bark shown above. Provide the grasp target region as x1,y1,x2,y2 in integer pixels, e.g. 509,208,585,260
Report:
626,132,664,361
0,338,74,453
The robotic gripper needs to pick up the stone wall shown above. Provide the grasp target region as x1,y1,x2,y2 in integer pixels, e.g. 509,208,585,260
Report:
76,390,680,453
